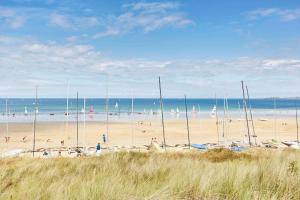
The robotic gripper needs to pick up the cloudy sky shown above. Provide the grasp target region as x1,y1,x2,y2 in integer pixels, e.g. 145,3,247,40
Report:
0,0,300,98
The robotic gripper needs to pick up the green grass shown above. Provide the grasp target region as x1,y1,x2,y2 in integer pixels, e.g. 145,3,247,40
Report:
1,149,300,200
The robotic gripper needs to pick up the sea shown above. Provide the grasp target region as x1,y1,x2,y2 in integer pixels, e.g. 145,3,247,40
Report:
0,98,299,123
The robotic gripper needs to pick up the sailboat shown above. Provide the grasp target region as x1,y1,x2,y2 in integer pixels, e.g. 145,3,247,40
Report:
210,105,216,118
192,105,196,113
24,106,28,116
89,106,94,114
176,107,180,114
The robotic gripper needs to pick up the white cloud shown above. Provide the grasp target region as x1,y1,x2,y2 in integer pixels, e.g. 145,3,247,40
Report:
125,2,180,13
1,36,300,97
94,2,193,38
247,8,300,21
9,16,27,28
0,7,27,28
50,13,100,29
50,13,71,28
0,7,15,17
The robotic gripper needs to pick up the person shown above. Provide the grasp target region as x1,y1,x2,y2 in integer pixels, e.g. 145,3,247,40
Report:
102,134,107,143
96,143,101,154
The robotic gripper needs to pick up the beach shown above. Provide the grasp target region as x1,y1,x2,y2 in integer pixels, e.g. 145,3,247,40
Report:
0,116,298,154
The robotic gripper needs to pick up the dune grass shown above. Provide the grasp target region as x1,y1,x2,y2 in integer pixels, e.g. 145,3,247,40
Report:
1,149,300,200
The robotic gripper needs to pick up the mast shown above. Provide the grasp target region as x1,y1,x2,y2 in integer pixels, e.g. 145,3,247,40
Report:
83,96,86,148
241,81,251,147
184,95,191,149
215,95,220,145
296,104,299,143
33,86,38,157
106,74,109,141
222,97,226,138
131,93,134,147
66,81,70,140
76,92,79,149
5,99,8,142
246,85,257,145
158,76,166,151
273,97,277,140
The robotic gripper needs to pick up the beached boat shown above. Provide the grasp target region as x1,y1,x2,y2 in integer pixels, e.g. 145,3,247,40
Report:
282,141,300,149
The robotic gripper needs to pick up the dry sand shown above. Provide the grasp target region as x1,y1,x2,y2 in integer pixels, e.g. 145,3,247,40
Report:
0,117,298,153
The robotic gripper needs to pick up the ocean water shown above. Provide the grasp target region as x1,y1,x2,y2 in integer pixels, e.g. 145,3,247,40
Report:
0,98,299,122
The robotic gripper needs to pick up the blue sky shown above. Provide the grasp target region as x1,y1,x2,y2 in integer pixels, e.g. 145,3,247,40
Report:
0,0,300,98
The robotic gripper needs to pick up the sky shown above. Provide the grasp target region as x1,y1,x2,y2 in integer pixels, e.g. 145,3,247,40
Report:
0,0,300,98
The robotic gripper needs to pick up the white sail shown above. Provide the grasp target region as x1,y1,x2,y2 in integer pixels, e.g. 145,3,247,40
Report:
210,105,216,117
192,105,196,113
24,106,28,115
115,102,118,109
176,107,180,113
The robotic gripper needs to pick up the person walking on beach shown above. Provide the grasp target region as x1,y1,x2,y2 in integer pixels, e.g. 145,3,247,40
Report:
96,143,101,151
102,134,107,143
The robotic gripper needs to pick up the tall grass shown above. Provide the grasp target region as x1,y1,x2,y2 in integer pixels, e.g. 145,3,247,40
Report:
1,149,300,200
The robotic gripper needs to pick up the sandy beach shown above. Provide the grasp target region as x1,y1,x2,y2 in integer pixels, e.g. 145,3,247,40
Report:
0,116,298,153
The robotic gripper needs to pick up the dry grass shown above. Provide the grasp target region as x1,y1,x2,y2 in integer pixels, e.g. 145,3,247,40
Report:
1,149,300,200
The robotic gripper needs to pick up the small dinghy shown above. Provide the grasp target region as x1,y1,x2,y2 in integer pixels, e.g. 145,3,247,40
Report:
282,141,300,149
191,144,208,150
230,146,246,152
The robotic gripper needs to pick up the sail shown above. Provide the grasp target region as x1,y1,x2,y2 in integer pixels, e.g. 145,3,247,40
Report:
210,105,216,117
192,105,196,113
24,107,28,115
89,106,94,113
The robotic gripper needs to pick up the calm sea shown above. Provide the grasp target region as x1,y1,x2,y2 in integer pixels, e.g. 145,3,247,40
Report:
0,98,299,122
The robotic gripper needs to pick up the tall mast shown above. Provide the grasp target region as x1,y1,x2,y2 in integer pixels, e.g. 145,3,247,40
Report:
246,85,257,145
83,96,86,148
66,81,69,117
184,95,191,149
158,76,166,150
222,97,226,138
131,93,134,147
76,92,79,149
241,81,251,147
273,97,277,140
66,81,70,141
5,99,8,141
105,74,109,141
215,94,220,145
33,86,38,157
296,104,299,143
